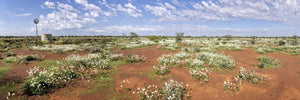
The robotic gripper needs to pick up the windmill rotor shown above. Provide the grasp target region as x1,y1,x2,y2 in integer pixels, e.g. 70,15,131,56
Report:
34,18,39,24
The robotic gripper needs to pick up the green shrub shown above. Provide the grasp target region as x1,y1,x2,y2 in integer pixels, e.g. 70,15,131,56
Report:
278,40,285,46
121,46,126,50
257,56,281,68
6,52,16,57
136,79,186,100
236,67,266,84
194,47,200,52
126,55,145,63
189,68,210,82
110,54,124,61
3,57,17,64
19,55,44,64
21,67,76,95
52,48,64,54
163,79,186,100
284,49,300,55
0,67,10,77
65,54,110,69
175,32,184,42
37,60,57,68
90,47,101,53
147,36,160,42
153,65,170,75
251,40,255,44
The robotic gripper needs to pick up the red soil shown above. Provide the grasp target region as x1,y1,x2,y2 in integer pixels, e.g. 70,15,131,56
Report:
2,47,300,100
218,49,300,100
82,47,300,100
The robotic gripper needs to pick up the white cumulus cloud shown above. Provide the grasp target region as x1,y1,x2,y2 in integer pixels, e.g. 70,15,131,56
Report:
117,3,142,17
38,1,96,31
44,1,55,9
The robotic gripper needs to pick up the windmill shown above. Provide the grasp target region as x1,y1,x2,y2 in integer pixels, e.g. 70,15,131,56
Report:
34,18,39,36
34,18,39,44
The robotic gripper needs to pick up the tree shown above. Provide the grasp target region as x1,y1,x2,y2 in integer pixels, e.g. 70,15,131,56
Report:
122,33,127,36
130,32,138,38
175,32,184,42
251,36,257,44
223,35,233,38
147,36,159,43
292,35,298,45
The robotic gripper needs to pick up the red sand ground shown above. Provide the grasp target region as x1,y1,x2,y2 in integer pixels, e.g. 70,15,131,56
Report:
1,47,300,100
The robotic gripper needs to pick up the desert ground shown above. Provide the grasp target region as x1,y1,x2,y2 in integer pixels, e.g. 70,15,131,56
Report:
0,36,299,100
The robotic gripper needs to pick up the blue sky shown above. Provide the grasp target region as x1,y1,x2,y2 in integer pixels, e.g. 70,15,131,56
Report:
0,0,299,36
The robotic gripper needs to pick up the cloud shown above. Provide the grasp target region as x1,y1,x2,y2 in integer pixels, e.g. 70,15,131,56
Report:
145,3,178,21
164,3,176,10
75,0,111,17
144,0,300,24
117,3,142,17
57,2,76,11
38,0,145,32
38,1,96,31
0,21,3,24
44,1,55,9
87,28,105,32
15,13,32,17
88,25,166,34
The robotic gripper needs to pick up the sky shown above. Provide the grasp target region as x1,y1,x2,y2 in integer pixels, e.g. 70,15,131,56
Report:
0,0,299,36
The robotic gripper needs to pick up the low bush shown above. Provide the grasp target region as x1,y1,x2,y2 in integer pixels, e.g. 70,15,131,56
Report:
52,48,64,54
223,77,241,92
65,54,110,69
257,56,281,68
163,79,186,100
278,40,285,46
153,65,170,75
285,49,300,55
2,57,18,64
126,54,145,63
256,46,275,54
21,67,76,95
236,67,266,84
224,67,268,92
18,54,44,64
194,46,200,52
6,52,16,57
110,54,124,61
186,59,204,68
0,67,10,77
196,52,235,69
21,52,124,96
158,51,235,69
90,47,101,53
147,36,160,43
136,79,186,100
189,68,211,82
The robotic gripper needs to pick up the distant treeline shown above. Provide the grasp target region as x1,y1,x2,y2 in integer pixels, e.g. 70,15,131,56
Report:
0,35,298,39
